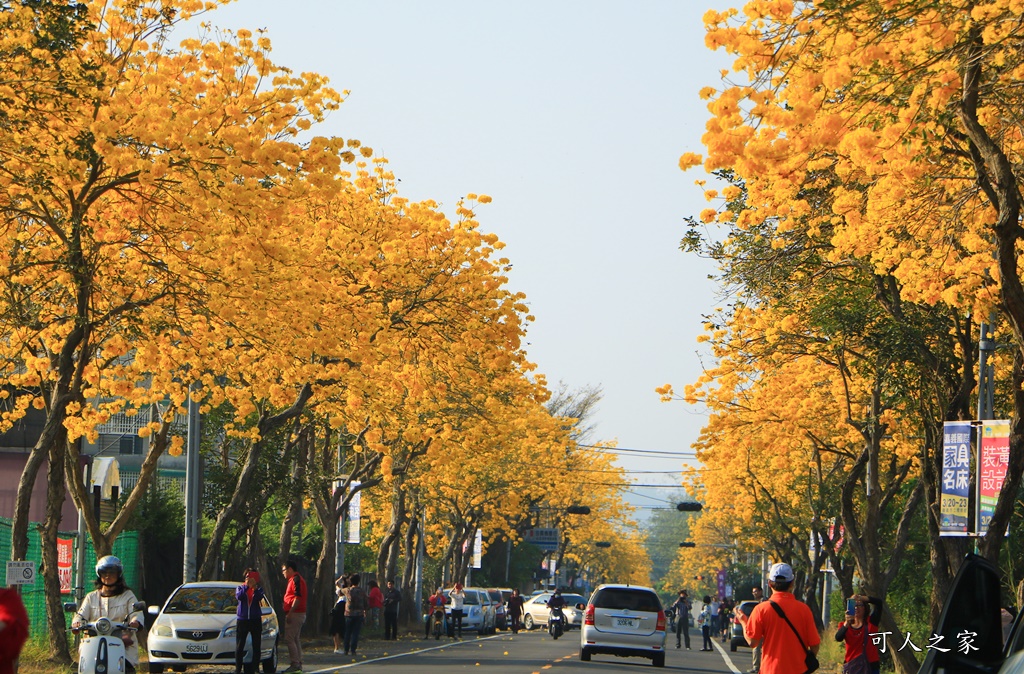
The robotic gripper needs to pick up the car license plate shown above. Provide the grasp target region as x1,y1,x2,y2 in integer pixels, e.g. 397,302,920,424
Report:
615,618,637,628
185,644,208,653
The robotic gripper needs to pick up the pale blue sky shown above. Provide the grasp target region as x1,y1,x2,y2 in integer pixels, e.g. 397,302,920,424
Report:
193,0,735,513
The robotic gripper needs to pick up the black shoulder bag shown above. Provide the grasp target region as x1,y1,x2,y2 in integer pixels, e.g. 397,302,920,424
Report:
769,601,819,674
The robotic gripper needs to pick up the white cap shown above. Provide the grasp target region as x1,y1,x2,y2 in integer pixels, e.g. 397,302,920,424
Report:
769,563,794,583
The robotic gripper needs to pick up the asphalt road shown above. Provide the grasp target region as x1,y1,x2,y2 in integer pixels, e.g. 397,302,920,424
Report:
288,629,750,674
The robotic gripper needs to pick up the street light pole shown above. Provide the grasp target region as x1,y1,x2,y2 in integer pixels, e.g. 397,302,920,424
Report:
183,385,201,583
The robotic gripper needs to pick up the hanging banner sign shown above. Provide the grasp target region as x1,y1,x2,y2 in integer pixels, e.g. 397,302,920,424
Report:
940,421,972,535
978,420,1010,535
346,481,362,544
472,529,482,569
58,537,74,594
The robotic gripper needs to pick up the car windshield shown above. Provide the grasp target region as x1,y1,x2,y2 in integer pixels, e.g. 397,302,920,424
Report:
164,587,236,614
592,588,661,612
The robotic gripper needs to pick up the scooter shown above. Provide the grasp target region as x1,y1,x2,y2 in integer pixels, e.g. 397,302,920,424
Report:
65,601,145,674
548,607,564,640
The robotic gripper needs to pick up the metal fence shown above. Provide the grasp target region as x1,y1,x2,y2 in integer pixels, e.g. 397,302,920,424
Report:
0,517,139,638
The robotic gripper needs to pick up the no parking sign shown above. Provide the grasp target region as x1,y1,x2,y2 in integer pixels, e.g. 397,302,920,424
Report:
6,560,36,585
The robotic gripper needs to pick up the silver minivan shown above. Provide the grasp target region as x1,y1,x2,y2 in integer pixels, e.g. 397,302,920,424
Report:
580,583,667,667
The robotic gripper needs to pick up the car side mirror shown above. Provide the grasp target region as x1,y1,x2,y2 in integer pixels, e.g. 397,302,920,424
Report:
63,602,77,613
576,603,585,610
147,606,161,616
132,601,146,612
261,606,273,616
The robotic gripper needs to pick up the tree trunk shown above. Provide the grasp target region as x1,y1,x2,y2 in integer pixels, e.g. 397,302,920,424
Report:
200,385,313,579
400,508,421,624
43,437,71,664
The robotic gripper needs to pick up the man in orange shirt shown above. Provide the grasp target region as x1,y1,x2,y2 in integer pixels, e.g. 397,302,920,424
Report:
737,563,820,674
281,560,308,673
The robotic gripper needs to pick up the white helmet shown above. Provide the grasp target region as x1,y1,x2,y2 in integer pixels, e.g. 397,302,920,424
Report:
96,555,123,578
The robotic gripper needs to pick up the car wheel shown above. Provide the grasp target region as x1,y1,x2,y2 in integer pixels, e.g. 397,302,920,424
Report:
523,614,534,630
262,637,278,674
580,647,591,662
730,638,738,652
171,667,187,673
652,652,665,668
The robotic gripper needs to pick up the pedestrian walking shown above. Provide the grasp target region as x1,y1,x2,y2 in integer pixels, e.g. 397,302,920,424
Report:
342,574,368,655
671,590,691,649
736,563,820,674
234,570,264,674
367,580,384,629
836,594,883,674
507,589,524,633
281,560,308,673
698,596,713,651
750,585,766,673
382,580,402,640
449,583,466,637
330,575,347,654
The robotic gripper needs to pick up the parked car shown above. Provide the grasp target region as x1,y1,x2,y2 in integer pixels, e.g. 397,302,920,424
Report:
729,600,759,651
521,591,587,630
486,589,508,630
580,583,667,667
444,587,495,634
147,581,279,673
917,553,1024,674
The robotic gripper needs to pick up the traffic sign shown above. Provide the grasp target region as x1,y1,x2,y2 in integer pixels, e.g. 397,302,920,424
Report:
6,560,36,585
524,527,560,552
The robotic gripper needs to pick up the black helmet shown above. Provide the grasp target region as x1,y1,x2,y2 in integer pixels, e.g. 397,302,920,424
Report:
96,555,123,578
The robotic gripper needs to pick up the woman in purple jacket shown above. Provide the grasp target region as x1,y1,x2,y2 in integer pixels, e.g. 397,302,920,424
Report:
235,569,266,674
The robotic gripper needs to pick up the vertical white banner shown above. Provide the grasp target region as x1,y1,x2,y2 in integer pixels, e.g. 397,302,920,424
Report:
346,481,361,544
472,529,482,569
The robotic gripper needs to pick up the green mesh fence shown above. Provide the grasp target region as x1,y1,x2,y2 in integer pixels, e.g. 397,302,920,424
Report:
0,517,139,639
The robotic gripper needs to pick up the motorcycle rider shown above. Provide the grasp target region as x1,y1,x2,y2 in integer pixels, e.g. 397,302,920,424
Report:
547,589,567,634
425,588,447,639
72,555,143,673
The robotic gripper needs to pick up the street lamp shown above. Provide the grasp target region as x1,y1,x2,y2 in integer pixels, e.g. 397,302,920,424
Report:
676,502,703,512
595,541,611,548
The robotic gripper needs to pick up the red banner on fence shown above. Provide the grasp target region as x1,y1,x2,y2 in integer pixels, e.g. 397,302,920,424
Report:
58,537,74,594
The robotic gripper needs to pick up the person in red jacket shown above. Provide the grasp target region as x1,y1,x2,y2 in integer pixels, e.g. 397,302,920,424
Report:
281,560,308,673
0,587,29,674
367,580,384,629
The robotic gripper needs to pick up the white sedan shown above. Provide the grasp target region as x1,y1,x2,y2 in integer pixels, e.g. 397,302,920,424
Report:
147,581,279,673
521,592,587,630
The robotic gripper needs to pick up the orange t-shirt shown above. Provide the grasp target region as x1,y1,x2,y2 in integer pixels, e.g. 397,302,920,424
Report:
743,591,820,674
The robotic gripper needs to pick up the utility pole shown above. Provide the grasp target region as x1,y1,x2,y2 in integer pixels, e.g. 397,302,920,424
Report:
183,387,201,583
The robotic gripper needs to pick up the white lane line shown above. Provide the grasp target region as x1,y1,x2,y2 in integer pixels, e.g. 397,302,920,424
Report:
306,634,505,672
712,638,744,673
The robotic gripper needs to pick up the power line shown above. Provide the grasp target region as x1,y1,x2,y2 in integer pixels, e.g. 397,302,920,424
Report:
579,444,698,458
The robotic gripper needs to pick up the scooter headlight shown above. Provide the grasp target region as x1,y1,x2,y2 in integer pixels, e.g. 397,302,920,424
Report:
95,617,113,635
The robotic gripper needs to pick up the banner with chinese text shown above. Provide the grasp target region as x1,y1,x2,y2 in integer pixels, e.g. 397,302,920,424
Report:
940,421,971,535
58,537,74,594
978,420,1010,535
346,481,362,544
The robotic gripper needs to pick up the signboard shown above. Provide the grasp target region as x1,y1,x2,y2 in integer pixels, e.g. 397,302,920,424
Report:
472,529,482,569
524,527,560,552
6,560,36,585
978,420,1010,535
346,481,362,544
58,537,74,594
940,421,972,536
